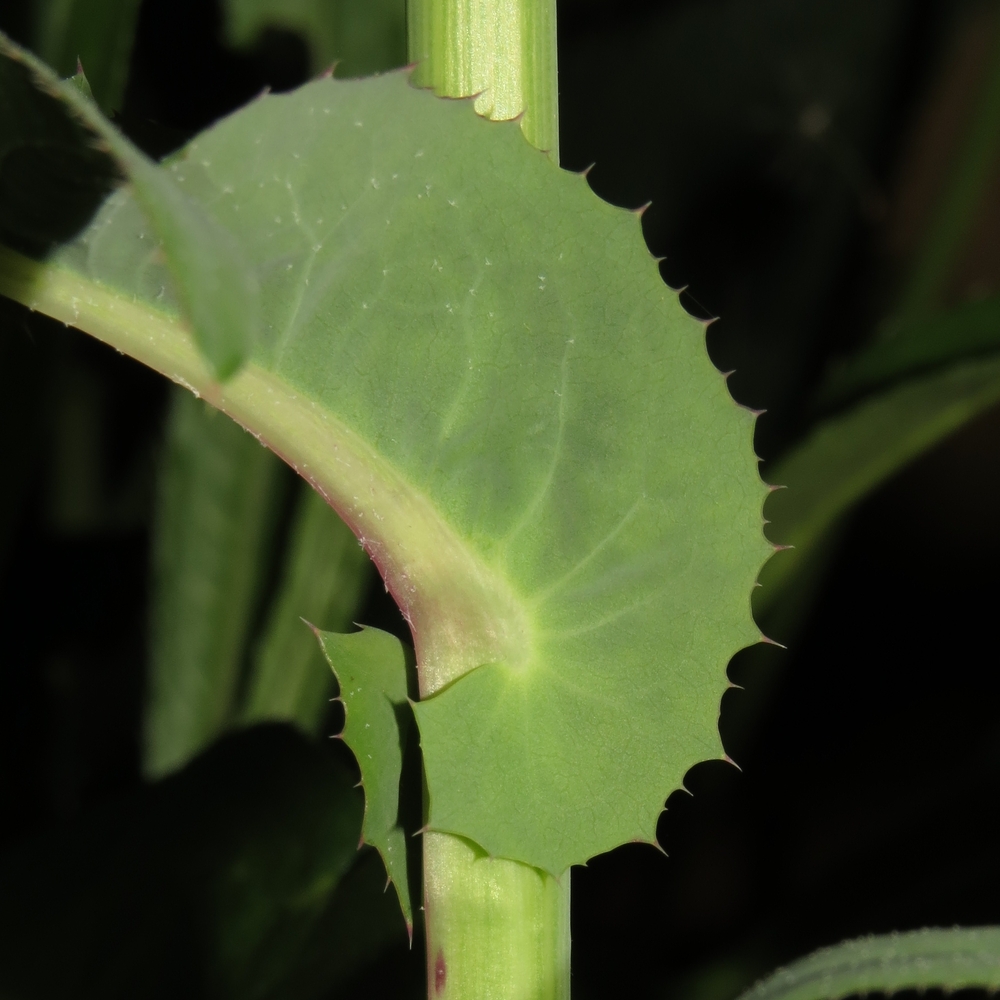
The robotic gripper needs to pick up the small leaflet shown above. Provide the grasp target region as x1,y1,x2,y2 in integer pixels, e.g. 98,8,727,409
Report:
317,626,414,929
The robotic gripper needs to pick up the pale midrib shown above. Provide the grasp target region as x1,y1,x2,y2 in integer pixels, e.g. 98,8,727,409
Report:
0,244,531,696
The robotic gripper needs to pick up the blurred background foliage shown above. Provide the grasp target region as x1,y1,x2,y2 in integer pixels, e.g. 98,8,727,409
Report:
1,0,1000,996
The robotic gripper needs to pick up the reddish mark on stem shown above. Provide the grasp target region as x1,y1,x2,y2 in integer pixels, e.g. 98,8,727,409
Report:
434,949,447,994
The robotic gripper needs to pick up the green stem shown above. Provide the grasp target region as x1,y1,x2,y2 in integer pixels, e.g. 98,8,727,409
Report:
408,0,559,160
896,14,1000,324
408,3,565,994
423,833,570,1000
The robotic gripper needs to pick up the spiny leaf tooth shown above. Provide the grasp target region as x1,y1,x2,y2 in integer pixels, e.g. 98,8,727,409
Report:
759,633,787,648
317,627,414,927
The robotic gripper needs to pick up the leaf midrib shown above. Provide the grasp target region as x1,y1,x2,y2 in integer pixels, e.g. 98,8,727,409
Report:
0,244,533,695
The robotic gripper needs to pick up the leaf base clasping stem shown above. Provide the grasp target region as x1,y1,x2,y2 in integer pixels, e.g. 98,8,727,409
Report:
408,0,559,159
423,832,570,1000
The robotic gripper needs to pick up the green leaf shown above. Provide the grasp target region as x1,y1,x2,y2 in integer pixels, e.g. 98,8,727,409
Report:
738,927,1000,1000
0,68,768,874
0,32,259,377
221,0,406,77
758,355,1000,617
241,483,372,734
817,295,1000,409
318,626,415,928
0,47,118,255
145,389,287,777
33,0,143,111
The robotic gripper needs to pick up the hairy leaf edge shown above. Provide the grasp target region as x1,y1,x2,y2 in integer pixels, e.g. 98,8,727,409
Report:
739,927,1000,1000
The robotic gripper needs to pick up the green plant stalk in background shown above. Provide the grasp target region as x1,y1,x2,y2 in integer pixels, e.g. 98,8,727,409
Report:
894,11,1000,326
145,389,286,777
241,485,371,735
411,1,568,994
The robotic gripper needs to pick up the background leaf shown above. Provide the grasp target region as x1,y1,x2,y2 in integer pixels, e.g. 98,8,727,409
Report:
220,0,406,78
241,485,372,735
0,31,259,376
816,295,1000,409
757,354,1000,617
0,47,118,255
32,0,143,112
738,928,1000,1000
145,389,286,777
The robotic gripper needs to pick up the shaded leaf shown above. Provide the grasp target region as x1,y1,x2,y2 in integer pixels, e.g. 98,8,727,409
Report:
817,295,1000,409
221,0,406,77
241,483,372,735
145,389,287,777
759,355,1000,616
0,49,118,255
738,927,1000,1000
318,625,415,927
33,0,143,111
0,32,258,376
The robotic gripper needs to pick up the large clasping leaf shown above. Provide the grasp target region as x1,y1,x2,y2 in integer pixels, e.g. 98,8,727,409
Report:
0,47,770,874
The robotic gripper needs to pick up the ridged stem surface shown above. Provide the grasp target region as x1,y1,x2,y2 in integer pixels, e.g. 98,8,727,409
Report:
408,0,558,159
423,833,570,1000
408,4,567,996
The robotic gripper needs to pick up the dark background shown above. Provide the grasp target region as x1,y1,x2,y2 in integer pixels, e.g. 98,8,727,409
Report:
1,0,999,997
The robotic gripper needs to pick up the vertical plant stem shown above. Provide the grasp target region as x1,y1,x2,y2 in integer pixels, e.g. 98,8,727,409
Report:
408,2,565,993
408,0,559,159
423,832,570,1000
897,13,1000,324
